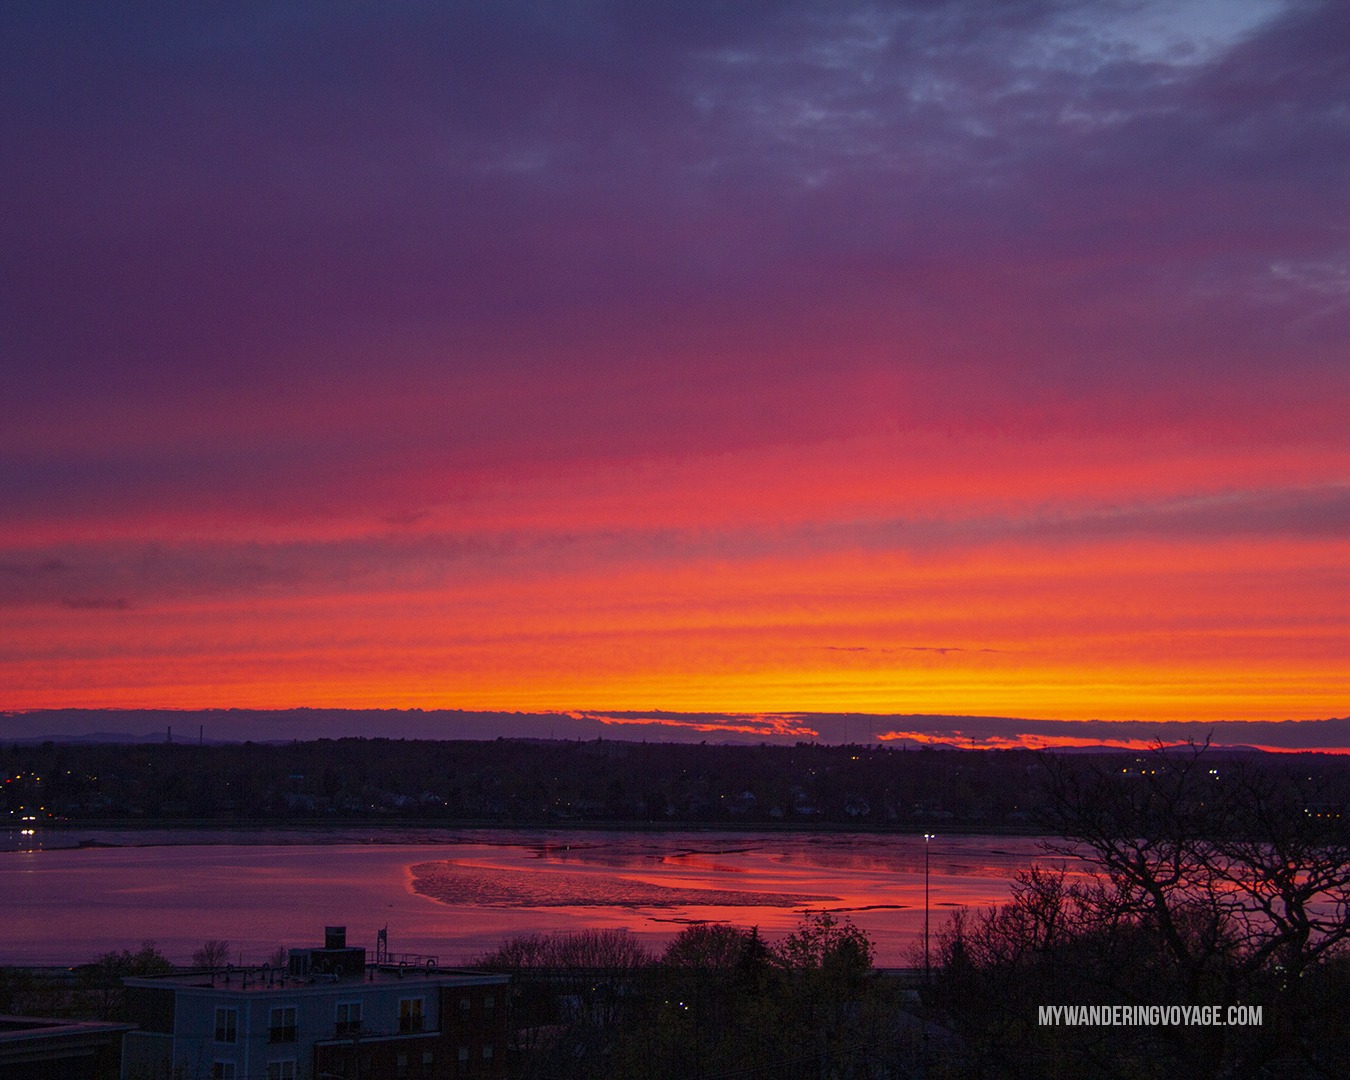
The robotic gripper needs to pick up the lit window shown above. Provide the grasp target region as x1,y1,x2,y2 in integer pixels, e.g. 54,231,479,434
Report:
214,1008,237,1044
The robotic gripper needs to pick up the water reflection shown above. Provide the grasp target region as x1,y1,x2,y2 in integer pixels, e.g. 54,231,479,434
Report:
1,829,1077,966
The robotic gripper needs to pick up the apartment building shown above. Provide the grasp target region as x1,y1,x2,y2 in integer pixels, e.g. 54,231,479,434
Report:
120,929,508,1080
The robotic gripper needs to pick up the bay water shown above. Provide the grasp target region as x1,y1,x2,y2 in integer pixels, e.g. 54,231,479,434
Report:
2,828,1071,966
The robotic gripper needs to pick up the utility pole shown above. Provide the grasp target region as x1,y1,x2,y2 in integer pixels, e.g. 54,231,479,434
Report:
923,833,935,983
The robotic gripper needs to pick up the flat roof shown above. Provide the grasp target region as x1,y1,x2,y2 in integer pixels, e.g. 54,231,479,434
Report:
0,1016,134,1037
125,966,508,995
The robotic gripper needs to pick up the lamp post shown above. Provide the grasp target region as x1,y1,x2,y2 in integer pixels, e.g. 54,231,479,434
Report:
923,833,934,983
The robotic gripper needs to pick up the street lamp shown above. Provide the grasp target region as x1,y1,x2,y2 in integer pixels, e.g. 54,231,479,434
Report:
923,833,935,983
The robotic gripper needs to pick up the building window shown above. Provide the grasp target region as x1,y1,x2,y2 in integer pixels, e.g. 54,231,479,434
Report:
459,995,472,1016
396,1052,409,1079
336,1001,362,1036
483,994,495,1017
214,1008,238,1044
399,996,424,1033
211,1064,236,1080
422,1050,435,1068
266,1062,296,1080
482,1045,494,1062
269,1005,297,1043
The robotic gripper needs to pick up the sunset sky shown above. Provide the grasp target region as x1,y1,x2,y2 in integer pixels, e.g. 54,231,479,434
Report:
3,1,1347,741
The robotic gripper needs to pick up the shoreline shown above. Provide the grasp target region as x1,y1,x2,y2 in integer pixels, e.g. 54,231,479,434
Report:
6,817,1053,853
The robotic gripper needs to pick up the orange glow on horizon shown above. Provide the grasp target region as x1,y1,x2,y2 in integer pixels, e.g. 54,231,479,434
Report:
876,731,1350,754
4,430,1346,725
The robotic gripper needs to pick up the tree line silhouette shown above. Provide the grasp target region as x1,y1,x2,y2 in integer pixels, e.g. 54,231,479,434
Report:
9,736,1350,831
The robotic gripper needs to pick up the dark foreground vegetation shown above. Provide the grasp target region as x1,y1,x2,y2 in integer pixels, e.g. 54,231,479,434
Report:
7,735,1350,831
932,746,1350,1078
475,917,922,1080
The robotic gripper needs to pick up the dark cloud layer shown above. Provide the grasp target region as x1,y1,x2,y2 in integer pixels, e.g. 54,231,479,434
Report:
1,481,1343,608
5,2,1347,459
6,708,1350,752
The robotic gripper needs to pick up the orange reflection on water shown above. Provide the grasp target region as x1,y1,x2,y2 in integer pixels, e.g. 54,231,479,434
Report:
1,831,1066,966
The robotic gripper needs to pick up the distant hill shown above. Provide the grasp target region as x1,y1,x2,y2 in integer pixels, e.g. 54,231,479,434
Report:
3,708,1348,752
7,732,1348,831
